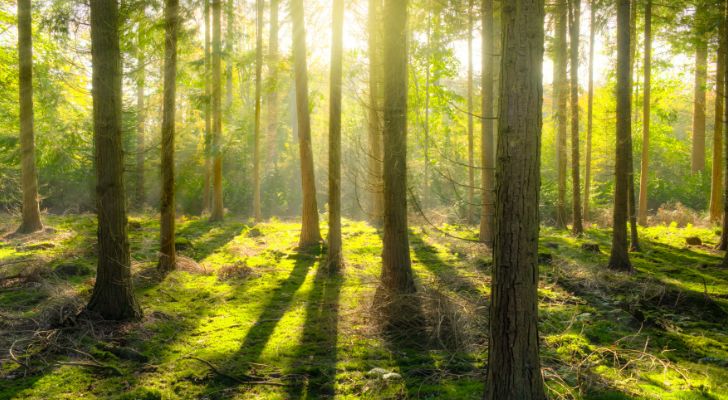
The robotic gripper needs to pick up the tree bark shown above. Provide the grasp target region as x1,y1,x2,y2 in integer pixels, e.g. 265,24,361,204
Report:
380,0,415,296
424,7,431,210
485,0,546,398
568,0,583,235
554,0,568,229
134,26,146,211
367,0,384,225
291,0,322,247
711,7,726,223
721,0,728,260
16,0,43,234
265,0,279,169
638,0,652,226
327,0,344,272
626,0,639,251
608,0,633,272
467,0,475,223
584,0,596,224
479,0,495,244
210,0,224,221
252,0,263,221
692,4,708,174
86,0,141,320
158,0,178,273
225,0,233,112
203,0,212,214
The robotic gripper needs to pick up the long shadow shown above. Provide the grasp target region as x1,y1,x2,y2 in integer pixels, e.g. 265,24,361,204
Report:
410,233,483,298
176,219,247,261
285,265,342,399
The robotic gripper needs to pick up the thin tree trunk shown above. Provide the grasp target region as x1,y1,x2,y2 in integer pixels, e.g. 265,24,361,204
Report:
86,0,141,320
210,0,224,221
16,0,43,234
265,0,279,169
252,0,263,221
424,8,431,210
159,0,178,273
225,0,233,112
327,0,344,272
203,0,212,214
467,0,475,223
291,0,321,247
134,27,146,211
479,0,494,244
626,0,639,251
584,0,595,224
367,0,384,225
638,0,652,226
711,7,726,223
554,0,568,229
692,4,708,173
608,0,633,272
721,0,728,259
485,0,546,397
569,0,583,235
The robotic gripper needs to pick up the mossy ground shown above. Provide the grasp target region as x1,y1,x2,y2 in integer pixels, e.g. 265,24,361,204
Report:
1,215,727,399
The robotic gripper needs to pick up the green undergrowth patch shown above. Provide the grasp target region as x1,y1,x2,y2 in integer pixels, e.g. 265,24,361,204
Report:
1,215,727,399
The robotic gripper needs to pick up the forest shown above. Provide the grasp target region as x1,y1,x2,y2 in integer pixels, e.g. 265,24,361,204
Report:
1,0,728,398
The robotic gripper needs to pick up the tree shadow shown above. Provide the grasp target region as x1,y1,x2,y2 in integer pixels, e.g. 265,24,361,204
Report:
410,233,483,298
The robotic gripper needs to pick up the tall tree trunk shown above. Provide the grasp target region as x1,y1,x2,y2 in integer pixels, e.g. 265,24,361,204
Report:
291,0,321,247
265,0,279,169
252,0,263,221
423,8,431,210
638,0,652,226
721,0,728,260
210,0,224,221
203,0,212,214
569,0,583,235
159,0,178,273
554,0,568,229
626,0,639,251
367,0,384,225
711,8,726,223
479,0,495,244
16,0,43,234
485,0,546,397
225,0,233,112
380,0,415,296
692,4,708,174
608,0,633,272
327,0,344,272
467,0,475,223
584,0,596,223
134,27,146,211
86,0,141,320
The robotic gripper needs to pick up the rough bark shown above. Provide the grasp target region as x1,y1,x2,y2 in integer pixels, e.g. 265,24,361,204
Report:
291,0,322,247
608,0,632,272
265,0,279,169
638,0,652,226
467,0,475,223
485,0,546,398
626,0,639,251
252,0,263,221
721,0,728,252
16,0,43,234
86,0,141,320
568,0,583,235
134,27,146,211
692,4,708,174
479,0,495,244
711,8,726,223
210,0,224,221
327,0,344,272
203,0,212,214
367,0,384,225
584,0,596,223
158,0,178,273
554,0,568,229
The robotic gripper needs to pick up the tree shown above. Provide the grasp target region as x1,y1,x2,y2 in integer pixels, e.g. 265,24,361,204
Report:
203,0,212,214
291,0,322,246
252,0,263,221
134,24,146,211
692,2,708,173
466,0,475,223
608,0,633,272
485,0,546,397
16,0,43,234
554,0,569,229
265,0,279,169
568,0,583,235
379,0,415,296
722,0,728,261
327,0,344,271
711,4,726,223
210,0,224,221
86,0,142,320
158,0,179,273
479,0,494,244
584,0,597,223
367,0,384,225
638,0,652,226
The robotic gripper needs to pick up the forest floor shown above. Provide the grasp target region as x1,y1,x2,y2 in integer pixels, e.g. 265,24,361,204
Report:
0,214,727,399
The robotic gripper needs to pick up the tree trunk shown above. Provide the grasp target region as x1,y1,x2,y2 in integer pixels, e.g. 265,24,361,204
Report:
569,0,583,235
467,0,475,223
159,0,178,273
367,0,384,225
380,0,415,296
424,8,431,210
252,0,263,221
203,0,212,214
692,5,708,174
291,0,321,247
608,0,632,272
554,0,568,229
265,0,279,169
485,0,546,398
711,8,726,223
721,0,728,259
210,0,224,221
134,27,146,211
626,0,639,251
327,0,344,272
86,0,141,320
225,0,233,113
16,0,43,234
584,0,596,224
638,0,652,226
479,0,495,244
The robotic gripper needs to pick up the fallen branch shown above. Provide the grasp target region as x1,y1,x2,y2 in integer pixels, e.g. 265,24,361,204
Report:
57,360,122,376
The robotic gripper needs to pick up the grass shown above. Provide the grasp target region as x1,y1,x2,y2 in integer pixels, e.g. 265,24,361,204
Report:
0,214,727,399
